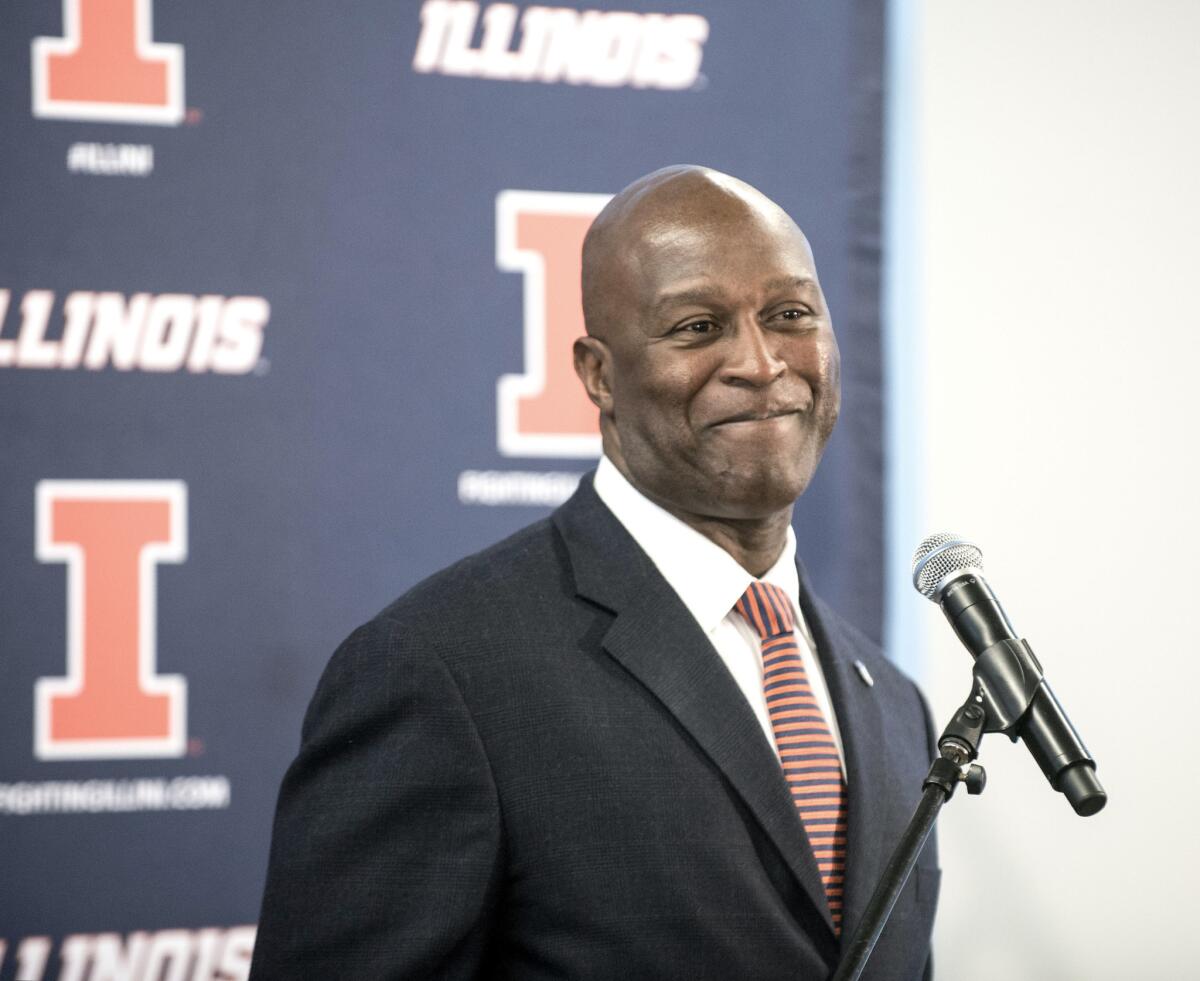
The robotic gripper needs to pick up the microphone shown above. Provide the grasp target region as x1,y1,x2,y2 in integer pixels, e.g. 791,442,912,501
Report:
911,533,1106,817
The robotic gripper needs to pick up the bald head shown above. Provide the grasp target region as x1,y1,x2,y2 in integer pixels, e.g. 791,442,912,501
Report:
581,165,808,341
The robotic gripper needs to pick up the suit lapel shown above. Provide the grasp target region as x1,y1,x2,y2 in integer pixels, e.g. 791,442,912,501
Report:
554,479,836,937
795,567,890,945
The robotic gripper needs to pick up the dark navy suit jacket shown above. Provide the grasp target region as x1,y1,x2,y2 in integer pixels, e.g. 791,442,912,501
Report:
251,477,939,979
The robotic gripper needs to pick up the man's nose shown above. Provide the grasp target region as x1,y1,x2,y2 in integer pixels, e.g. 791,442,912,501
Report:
719,319,787,387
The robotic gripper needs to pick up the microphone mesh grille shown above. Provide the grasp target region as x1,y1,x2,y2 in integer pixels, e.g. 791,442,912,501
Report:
911,532,984,600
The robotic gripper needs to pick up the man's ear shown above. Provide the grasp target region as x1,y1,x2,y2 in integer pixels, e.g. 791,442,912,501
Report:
573,336,614,414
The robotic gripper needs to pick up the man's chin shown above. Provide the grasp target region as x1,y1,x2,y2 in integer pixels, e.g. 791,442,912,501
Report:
612,442,818,522
691,467,814,521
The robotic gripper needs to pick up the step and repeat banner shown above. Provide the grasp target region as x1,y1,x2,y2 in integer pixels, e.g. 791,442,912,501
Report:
0,2,886,976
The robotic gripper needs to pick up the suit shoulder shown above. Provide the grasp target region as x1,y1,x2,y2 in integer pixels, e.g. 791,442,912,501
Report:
307,518,568,726
354,517,572,654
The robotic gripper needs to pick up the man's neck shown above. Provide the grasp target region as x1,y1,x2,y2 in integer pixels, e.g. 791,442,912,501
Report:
663,506,793,579
600,449,796,578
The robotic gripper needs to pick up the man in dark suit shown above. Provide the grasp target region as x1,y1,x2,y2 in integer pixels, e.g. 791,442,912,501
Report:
251,166,939,979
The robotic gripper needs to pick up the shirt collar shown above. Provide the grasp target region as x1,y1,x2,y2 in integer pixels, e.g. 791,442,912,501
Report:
593,456,801,635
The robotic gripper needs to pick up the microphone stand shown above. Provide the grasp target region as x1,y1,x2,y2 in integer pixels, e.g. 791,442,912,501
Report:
831,637,1059,981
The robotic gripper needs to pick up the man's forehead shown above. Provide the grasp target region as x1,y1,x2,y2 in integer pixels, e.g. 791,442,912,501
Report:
628,204,819,295
629,207,814,263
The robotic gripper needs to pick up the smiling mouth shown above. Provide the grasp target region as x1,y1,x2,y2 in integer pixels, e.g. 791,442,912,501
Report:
710,408,801,427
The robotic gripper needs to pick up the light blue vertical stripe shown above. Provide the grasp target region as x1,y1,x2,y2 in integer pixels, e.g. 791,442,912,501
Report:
883,0,927,680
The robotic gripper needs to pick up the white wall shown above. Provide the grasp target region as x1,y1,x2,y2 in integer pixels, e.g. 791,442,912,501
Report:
891,2,1200,977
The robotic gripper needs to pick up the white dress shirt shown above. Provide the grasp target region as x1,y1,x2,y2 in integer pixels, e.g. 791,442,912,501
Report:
593,456,846,773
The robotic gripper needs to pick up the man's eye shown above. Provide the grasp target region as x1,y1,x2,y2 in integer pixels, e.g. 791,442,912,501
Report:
777,308,811,321
675,320,717,335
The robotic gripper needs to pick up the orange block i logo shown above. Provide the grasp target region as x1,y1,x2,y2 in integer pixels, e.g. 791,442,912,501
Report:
495,190,610,458
34,481,187,760
32,0,185,125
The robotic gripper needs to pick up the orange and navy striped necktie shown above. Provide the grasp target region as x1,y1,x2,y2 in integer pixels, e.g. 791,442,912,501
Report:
735,579,848,935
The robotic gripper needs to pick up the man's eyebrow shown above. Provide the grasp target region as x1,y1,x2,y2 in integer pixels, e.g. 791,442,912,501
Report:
653,276,818,312
762,275,819,294
653,286,726,312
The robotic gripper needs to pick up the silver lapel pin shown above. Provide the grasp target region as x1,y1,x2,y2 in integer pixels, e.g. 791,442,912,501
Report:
853,659,874,687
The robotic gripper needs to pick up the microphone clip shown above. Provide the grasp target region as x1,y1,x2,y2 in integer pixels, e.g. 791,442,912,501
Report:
928,638,1044,800
959,637,1045,745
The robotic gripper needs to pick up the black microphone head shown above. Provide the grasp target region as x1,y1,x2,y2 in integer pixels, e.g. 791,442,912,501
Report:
911,532,985,602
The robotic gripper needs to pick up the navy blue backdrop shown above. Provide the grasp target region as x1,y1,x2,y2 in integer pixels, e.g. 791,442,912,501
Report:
0,2,885,975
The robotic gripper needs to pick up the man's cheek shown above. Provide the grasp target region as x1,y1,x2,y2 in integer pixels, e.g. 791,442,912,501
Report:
819,337,841,387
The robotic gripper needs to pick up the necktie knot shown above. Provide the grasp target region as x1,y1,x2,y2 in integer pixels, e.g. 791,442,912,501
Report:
735,580,797,639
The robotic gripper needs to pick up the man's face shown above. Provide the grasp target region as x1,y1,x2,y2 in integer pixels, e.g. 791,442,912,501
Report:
591,202,841,522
